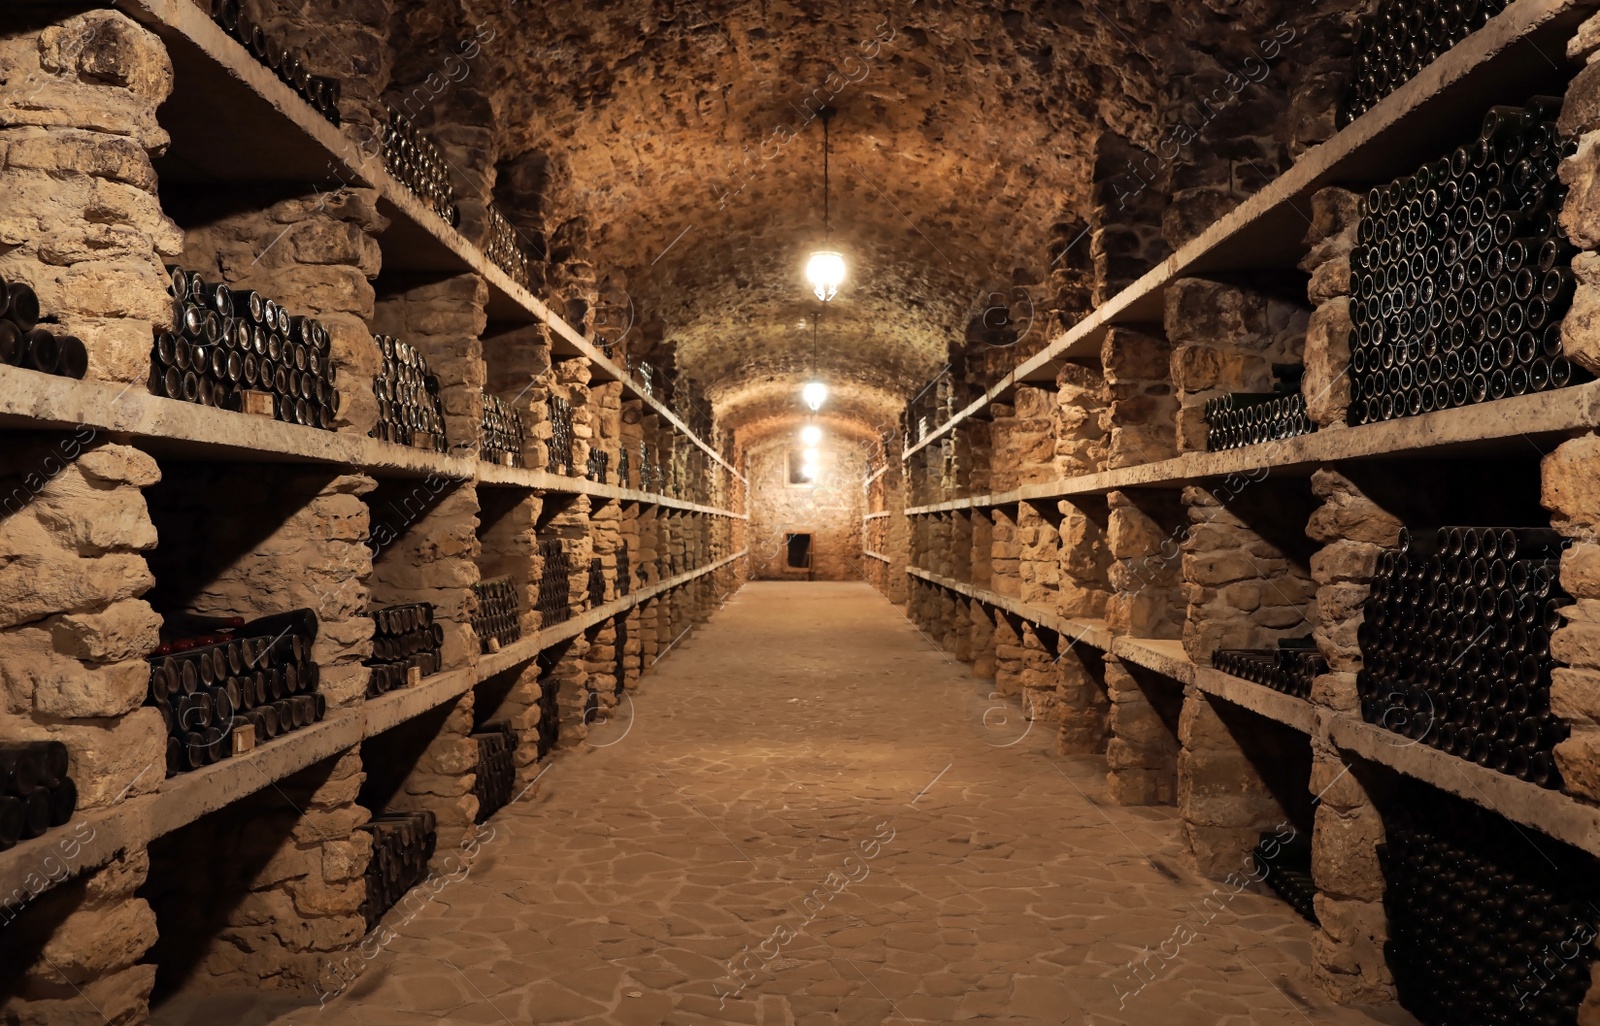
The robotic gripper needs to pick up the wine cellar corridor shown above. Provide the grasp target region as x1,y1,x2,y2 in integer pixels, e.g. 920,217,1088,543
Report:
13,0,1600,1023
149,582,1412,1026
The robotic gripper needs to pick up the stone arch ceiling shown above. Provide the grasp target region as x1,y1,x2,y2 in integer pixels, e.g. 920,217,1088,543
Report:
393,0,1290,443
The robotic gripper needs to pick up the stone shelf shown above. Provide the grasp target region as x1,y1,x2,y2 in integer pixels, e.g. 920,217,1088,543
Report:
906,382,1600,514
475,462,747,518
863,551,891,563
1191,665,1316,735
902,0,1592,462
89,0,741,487
863,511,892,520
475,549,748,681
0,549,747,908
905,567,1115,650
1328,716,1600,857
906,565,1600,849
0,365,747,514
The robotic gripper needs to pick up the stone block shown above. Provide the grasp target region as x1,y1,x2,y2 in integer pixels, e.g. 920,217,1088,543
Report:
1100,327,1172,383
1303,297,1352,427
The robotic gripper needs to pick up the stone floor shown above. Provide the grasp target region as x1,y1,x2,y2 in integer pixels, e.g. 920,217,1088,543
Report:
153,581,1417,1026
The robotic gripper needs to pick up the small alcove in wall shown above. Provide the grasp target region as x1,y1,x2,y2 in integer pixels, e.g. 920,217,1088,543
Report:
785,532,812,570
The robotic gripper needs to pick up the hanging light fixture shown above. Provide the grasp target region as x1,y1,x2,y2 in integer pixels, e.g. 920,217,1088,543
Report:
805,107,844,302
802,311,829,411
800,424,822,446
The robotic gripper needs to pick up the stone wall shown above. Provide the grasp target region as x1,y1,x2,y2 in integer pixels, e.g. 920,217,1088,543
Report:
0,8,180,386
1166,279,1310,453
747,438,865,581
1179,484,1319,665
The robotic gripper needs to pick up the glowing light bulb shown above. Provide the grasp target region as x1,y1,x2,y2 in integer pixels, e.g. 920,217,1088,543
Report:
801,380,828,411
801,461,819,480
805,250,846,302
800,424,822,446
803,447,820,463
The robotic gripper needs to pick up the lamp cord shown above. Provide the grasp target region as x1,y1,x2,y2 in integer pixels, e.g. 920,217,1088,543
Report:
823,115,831,241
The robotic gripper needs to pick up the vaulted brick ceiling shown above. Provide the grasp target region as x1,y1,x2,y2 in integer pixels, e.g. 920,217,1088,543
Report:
391,0,1294,447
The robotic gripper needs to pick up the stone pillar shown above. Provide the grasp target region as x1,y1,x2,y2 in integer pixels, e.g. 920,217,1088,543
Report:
1299,188,1361,428
1105,490,1186,640
993,613,1024,701
1100,327,1177,469
0,8,181,385
477,491,540,637
1018,502,1059,609
1304,469,1403,715
992,386,1057,493
1104,656,1181,806
1055,499,1112,622
1055,363,1109,475
1089,133,1172,306
1544,436,1600,799
1309,740,1393,1004
0,440,164,808
547,635,593,751
1300,466,1405,1003
1177,691,1303,877
1056,642,1110,755
0,850,156,1026
991,507,1020,598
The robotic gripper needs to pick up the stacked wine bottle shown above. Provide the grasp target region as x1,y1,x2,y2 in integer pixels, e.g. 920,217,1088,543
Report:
1251,831,1318,924
587,557,607,608
202,0,340,123
371,334,447,452
538,539,572,627
366,603,443,697
471,723,516,822
0,275,87,380
586,448,609,484
146,609,324,776
535,651,562,758
1204,364,1314,451
472,576,521,652
155,268,340,428
479,393,526,467
1348,98,1583,426
1212,637,1326,699
613,618,629,697
546,395,575,475
617,446,632,488
381,108,457,226
1356,526,1568,787
484,204,533,291
617,541,632,597
637,442,654,493
358,810,437,931
1342,0,1509,127
1382,790,1599,1026
0,742,77,851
